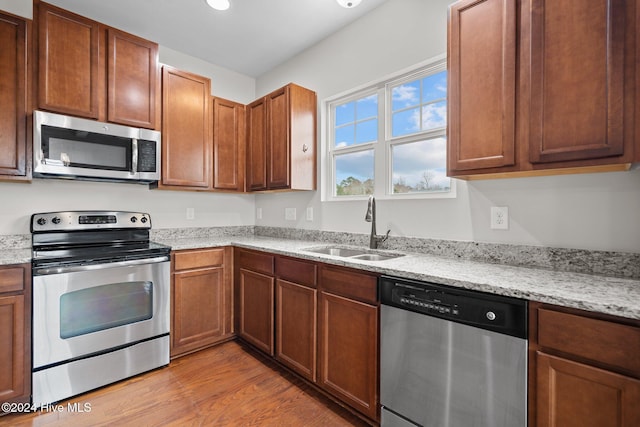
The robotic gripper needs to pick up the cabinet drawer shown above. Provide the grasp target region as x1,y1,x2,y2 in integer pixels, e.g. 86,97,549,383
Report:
276,256,316,288
0,266,25,293
538,308,640,376
174,248,225,271
236,249,274,275
320,265,377,304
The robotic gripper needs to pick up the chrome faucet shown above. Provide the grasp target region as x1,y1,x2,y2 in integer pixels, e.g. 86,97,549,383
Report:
365,195,390,249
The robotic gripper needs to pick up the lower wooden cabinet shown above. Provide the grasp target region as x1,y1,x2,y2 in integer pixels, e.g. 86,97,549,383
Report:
171,247,233,358
235,250,380,422
235,248,275,356
318,265,379,422
530,303,640,427
275,256,318,382
0,264,31,409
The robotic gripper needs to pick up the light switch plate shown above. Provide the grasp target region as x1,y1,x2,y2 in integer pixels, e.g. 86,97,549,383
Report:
306,207,313,221
186,207,195,220
285,208,296,221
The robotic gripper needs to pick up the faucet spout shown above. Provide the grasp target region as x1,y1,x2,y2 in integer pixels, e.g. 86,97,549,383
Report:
365,196,389,249
365,196,376,248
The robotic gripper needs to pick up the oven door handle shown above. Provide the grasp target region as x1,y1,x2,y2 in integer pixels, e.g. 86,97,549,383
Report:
34,256,170,275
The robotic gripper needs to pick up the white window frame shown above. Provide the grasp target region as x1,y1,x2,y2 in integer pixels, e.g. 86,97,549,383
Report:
322,54,456,202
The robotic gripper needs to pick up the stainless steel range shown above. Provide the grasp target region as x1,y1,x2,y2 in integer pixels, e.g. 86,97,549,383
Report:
30,211,171,406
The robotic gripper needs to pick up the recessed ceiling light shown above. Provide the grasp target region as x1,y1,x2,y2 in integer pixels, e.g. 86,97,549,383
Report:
206,0,230,11
336,0,362,8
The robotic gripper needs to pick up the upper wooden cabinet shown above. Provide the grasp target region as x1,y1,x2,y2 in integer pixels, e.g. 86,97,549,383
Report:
0,11,30,181
107,28,159,129
35,1,159,129
447,0,637,178
246,83,317,192
246,97,268,191
159,66,212,190
213,97,246,192
447,0,516,172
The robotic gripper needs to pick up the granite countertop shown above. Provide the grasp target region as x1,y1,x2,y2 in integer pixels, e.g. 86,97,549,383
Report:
2,233,638,320
156,235,640,321
0,248,32,265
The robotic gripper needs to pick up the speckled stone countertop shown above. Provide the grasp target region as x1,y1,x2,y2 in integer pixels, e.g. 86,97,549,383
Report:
155,234,640,321
2,229,638,321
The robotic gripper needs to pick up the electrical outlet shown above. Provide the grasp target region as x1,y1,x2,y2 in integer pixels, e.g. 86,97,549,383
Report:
186,207,195,220
306,207,313,221
285,208,296,221
256,207,262,220
490,206,509,230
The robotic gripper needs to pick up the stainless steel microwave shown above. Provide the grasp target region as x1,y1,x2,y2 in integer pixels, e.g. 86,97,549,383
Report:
33,110,161,183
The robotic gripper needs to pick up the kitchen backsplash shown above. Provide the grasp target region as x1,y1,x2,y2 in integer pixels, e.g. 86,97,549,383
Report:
3,226,638,279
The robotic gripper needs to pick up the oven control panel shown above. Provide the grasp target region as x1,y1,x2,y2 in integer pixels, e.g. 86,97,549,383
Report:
31,211,151,232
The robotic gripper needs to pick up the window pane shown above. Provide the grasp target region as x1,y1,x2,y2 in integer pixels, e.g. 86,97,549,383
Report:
422,71,447,103
335,124,354,148
335,150,374,196
355,119,378,144
392,108,420,137
356,95,378,120
391,138,451,194
335,101,355,126
392,80,420,111
422,100,447,130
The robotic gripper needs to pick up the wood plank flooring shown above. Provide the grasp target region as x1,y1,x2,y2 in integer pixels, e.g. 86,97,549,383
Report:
2,340,369,426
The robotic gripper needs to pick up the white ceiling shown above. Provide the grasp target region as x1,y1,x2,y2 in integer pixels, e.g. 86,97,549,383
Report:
44,0,389,78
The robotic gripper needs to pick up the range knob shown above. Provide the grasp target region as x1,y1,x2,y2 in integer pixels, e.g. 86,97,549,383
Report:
36,217,47,226
140,217,148,224
52,217,61,225
130,216,138,223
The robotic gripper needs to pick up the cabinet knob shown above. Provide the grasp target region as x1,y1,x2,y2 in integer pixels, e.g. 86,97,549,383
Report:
302,144,308,153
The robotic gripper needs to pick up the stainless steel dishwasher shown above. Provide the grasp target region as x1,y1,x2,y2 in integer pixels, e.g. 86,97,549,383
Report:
380,275,528,427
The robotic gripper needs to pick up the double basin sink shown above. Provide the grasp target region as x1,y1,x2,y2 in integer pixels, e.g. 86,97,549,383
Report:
302,245,405,262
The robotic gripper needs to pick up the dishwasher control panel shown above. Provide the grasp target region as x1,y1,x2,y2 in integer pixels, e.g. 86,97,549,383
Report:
380,276,528,339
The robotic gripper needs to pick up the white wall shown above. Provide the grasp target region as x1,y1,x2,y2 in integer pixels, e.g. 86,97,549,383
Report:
0,0,256,236
0,180,255,235
254,0,640,253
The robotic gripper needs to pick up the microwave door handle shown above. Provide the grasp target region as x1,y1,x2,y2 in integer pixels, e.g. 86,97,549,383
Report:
131,139,138,174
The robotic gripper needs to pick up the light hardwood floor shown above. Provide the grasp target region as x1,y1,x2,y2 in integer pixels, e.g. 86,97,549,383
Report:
2,340,369,426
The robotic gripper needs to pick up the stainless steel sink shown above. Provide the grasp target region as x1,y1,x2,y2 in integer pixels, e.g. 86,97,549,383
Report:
350,253,401,261
302,246,404,261
305,247,369,257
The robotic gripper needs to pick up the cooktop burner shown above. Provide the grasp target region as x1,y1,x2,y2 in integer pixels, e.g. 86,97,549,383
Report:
31,211,170,267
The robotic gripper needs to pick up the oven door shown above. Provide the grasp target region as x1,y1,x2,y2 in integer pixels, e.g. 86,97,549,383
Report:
32,257,170,369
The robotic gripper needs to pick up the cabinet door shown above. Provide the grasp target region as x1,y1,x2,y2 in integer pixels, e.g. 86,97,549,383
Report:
107,28,159,129
276,279,317,381
172,267,227,357
267,87,290,189
537,352,640,427
246,97,267,191
213,97,245,191
0,12,28,180
0,294,25,404
238,268,274,355
318,291,378,420
37,2,100,119
528,0,627,163
161,66,211,188
447,0,517,172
